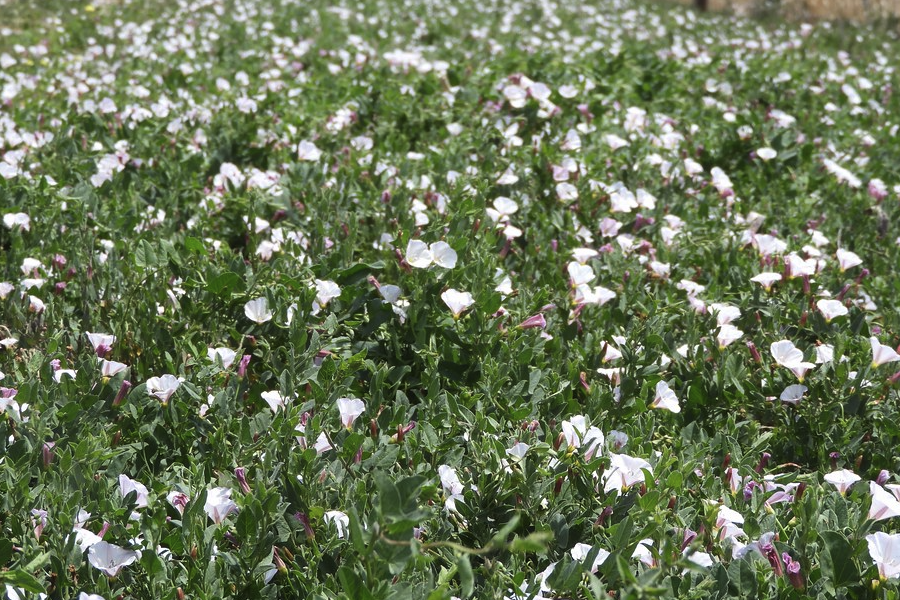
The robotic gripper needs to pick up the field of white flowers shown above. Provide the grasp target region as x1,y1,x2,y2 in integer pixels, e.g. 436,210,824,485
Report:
3,0,900,598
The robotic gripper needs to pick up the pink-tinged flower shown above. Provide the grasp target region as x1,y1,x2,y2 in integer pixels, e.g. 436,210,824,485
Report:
870,481,900,521
651,381,681,413
204,487,238,524
112,380,131,406
756,147,777,161
517,313,546,330
336,397,365,429
871,337,900,368
868,532,900,579
100,359,128,378
244,297,273,324
836,248,863,272
87,541,139,577
716,506,746,541
146,374,180,404
816,299,847,322
441,289,474,319
770,340,815,381
86,332,116,357
823,469,860,495
235,467,251,494
238,354,251,377
560,416,605,460
31,508,48,539
166,490,190,515
118,474,149,508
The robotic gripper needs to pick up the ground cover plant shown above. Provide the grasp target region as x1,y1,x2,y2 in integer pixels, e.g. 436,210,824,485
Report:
3,0,900,598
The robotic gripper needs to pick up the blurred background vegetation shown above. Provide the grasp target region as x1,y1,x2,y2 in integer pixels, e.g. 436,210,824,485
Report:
669,0,900,22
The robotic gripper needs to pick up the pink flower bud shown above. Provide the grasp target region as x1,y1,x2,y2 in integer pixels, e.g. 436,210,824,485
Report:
517,314,546,330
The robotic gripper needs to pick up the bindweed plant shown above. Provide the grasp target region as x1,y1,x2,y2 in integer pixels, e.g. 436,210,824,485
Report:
4,0,900,598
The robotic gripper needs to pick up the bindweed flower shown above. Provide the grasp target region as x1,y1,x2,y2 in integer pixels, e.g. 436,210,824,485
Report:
823,469,860,495
238,354,251,377
517,313,546,330
770,340,815,381
244,297,273,324
871,337,900,368
869,481,900,521
87,541,139,577
167,491,190,515
441,289,475,319
208,347,237,369
31,509,48,539
602,453,652,495
816,299,848,322
323,511,350,538
119,474,149,508
204,487,238,524
405,240,457,269
438,464,465,513
112,380,131,407
146,374,180,404
867,531,900,579
336,397,365,429
651,381,681,413
87,332,116,357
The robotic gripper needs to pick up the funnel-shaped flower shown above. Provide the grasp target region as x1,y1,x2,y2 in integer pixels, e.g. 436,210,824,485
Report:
770,340,815,381
441,289,474,319
816,299,848,322
204,487,238,524
244,297,273,324
336,397,365,429
651,381,681,413
868,531,900,579
871,337,900,368
146,374,180,404
87,541,139,577
823,469,860,495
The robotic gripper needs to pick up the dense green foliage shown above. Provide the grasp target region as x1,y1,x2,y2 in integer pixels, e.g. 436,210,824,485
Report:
3,0,900,598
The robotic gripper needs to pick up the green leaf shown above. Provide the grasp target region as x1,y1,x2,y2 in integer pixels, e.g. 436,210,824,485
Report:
135,239,158,268
185,236,206,255
819,530,859,587
0,569,45,594
208,271,242,295
457,554,474,598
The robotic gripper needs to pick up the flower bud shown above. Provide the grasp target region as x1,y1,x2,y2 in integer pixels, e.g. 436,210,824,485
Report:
235,467,251,494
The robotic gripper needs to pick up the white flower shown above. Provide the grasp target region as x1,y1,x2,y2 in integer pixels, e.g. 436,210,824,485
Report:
570,543,610,572
779,384,807,405
204,487,238,524
311,279,341,315
756,147,777,161
146,374,180,403
717,324,744,349
244,297,273,324
770,340,815,381
867,531,900,578
871,337,900,368
119,474,149,508
324,510,350,538
207,347,237,369
405,240,457,269
750,272,782,291
441,289,474,319
651,381,680,413
823,469,860,495
870,481,900,521
836,248,862,272
336,397,365,429
602,453,652,495
816,299,848,322
86,332,116,352
438,465,464,512
261,391,290,414
100,360,128,377
297,140,322,161
3,212,30,231
87,541,139,577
